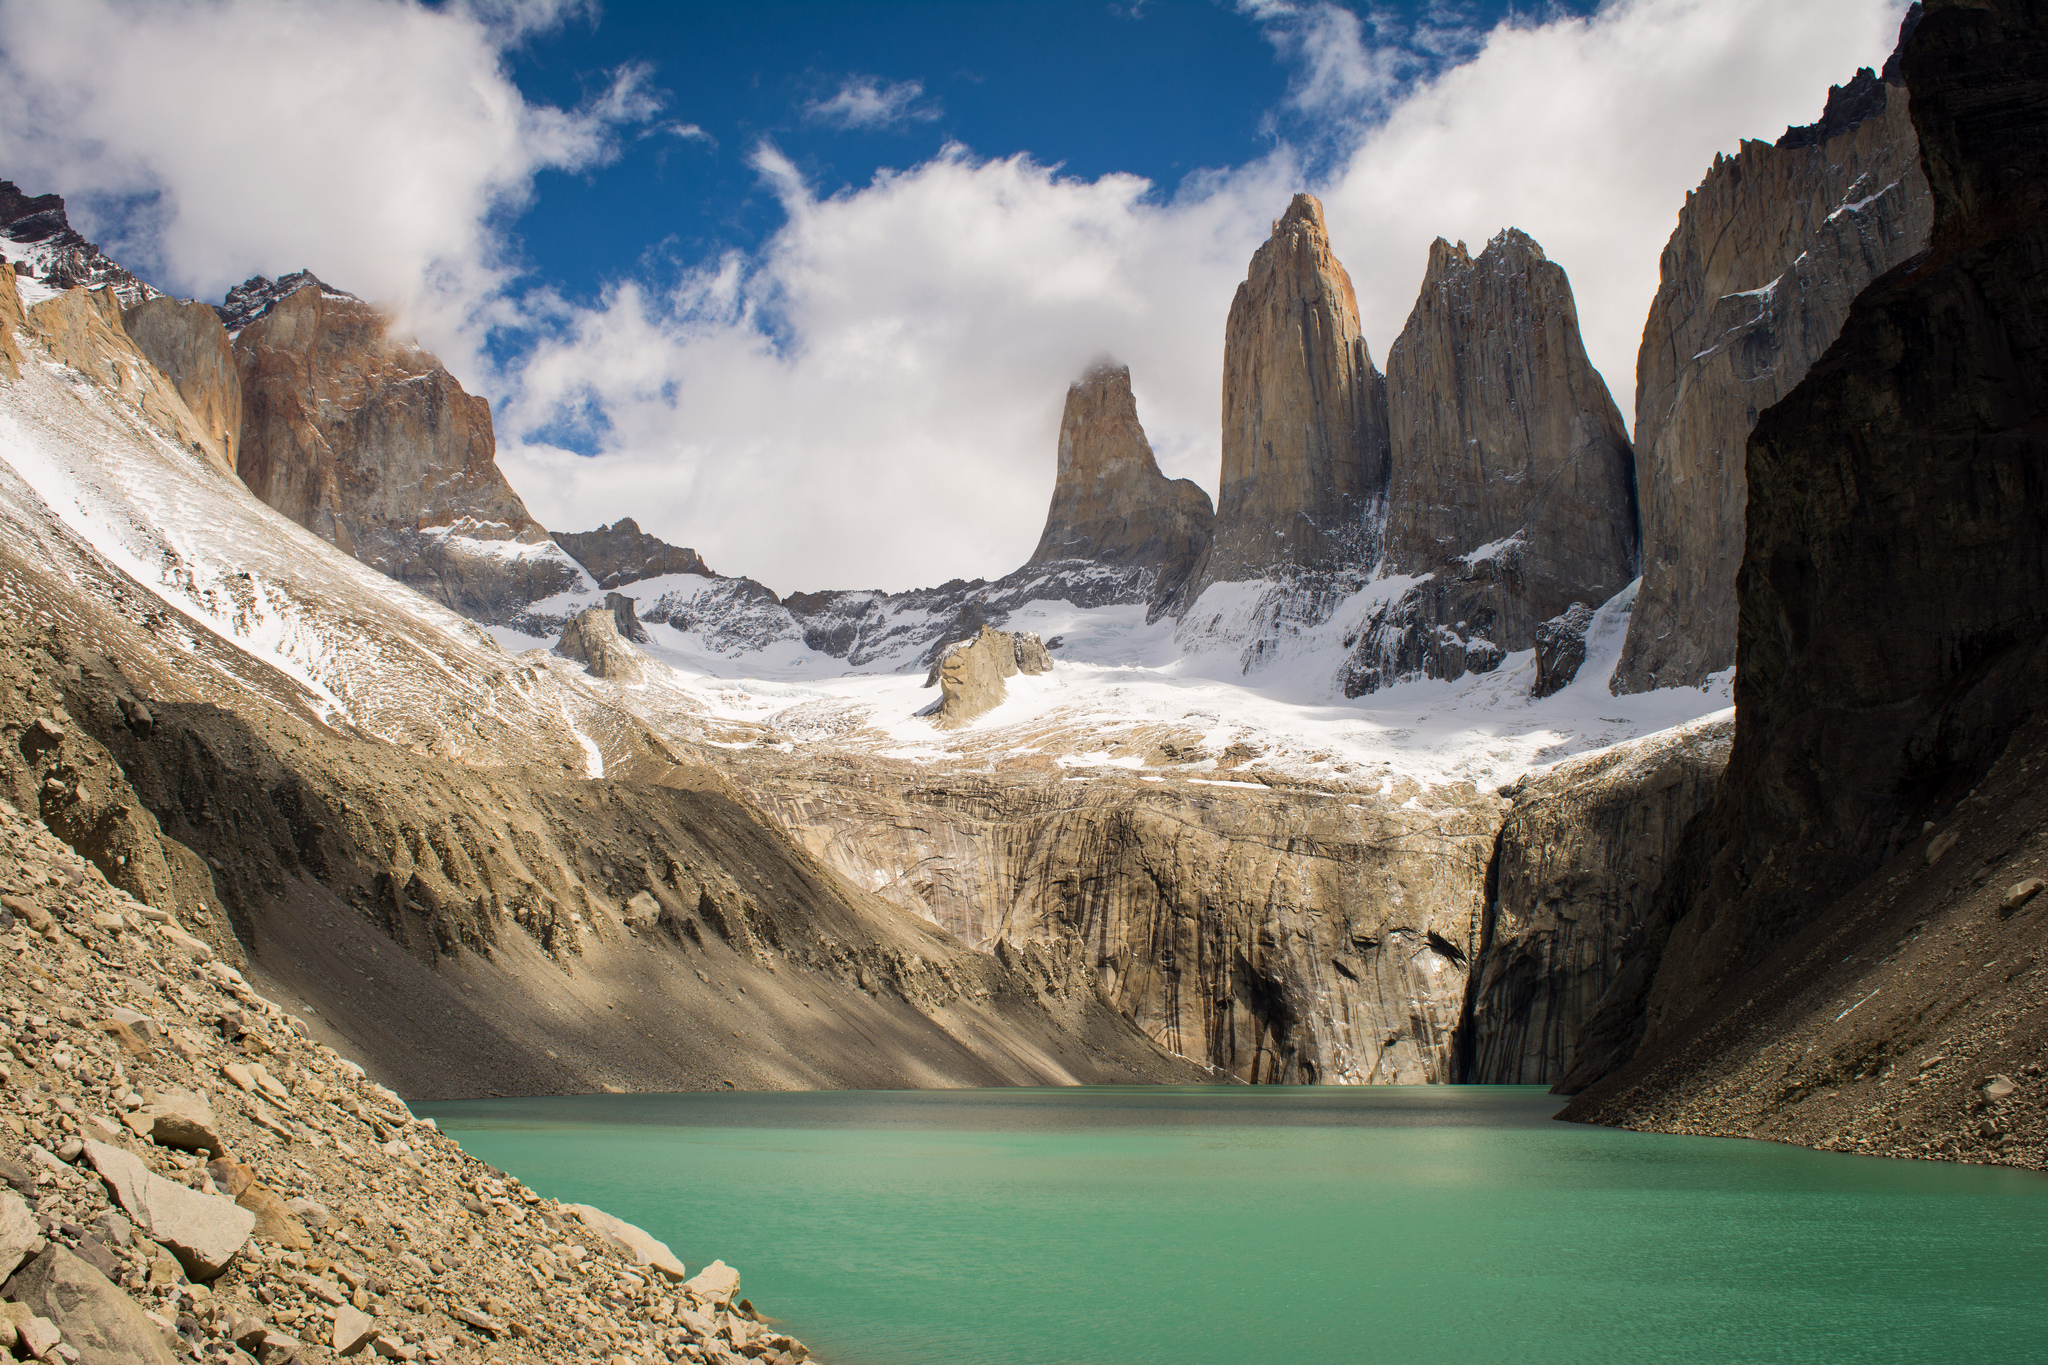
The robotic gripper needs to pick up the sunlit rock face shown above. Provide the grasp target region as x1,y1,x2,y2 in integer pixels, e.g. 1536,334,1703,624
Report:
1182,193,1389,606
227,273,588,622
1614,25,1931,695
1024,361,1213,607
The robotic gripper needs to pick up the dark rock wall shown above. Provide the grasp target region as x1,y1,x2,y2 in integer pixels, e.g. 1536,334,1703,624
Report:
1561,0,2048,1119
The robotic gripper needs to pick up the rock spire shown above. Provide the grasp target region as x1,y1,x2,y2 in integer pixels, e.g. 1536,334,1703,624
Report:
1182,193,1389,602
1341,229,1636,694
1025,361,1213,601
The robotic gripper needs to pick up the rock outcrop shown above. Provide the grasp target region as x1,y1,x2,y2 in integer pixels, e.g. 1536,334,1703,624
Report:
1612,15,1932,694
228,275,588,621
1181,193,1388,604
1558,0,2048,1170
556,606,648,684
120,297,242,471
922,625,1051,729
1341,230,1636,695
1024,361,1214,605
0,182,158,308
553,519,715,589
1463,717,1730,1084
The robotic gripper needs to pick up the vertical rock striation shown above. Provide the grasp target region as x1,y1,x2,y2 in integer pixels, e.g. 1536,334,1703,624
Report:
1613,16,1932,694
1560,0,2048,1141
228,274,588,621
1180,194,1388,609
1342,230,1636,695
1025,361,1214,605
1464,717,1730,1084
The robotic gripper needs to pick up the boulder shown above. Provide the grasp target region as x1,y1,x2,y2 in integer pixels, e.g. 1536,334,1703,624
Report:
1012,632,1053,676
332,1304,375,1356
146,1088,222,1156
0,1189,39,1282
1532,603,1598,698
82,1141,253,1281
565,1204,685,1281
923,626,1019,729
555,607,647,684
4,1245,179,1365
682,1259,739,1305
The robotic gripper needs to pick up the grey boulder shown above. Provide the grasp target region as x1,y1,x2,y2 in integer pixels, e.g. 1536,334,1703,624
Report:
82,1141,253,1280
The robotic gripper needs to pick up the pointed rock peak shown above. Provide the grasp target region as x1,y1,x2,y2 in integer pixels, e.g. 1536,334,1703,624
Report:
0,179,158,307
1273,192,1329,238
0,181,69,242
1424,237,1473,281
216,271,360,332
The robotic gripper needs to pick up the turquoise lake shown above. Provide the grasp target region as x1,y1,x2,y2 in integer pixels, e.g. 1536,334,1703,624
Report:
423,1086,2048,1365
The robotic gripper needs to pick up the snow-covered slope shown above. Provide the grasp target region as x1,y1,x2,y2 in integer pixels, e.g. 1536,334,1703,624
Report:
0,276,646,775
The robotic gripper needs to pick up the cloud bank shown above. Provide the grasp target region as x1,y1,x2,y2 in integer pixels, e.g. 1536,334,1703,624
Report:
0,0,1910,592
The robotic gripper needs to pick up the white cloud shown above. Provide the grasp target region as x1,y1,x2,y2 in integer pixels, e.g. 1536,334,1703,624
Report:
0,0,653,350
0,0,1912,595
803,76,941,131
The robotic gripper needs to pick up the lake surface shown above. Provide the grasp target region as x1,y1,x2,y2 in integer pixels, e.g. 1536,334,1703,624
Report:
423,1086,2048,1365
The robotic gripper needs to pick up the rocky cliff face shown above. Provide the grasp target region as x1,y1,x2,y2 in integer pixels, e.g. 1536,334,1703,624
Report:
20,286,238,480
1181,194,1388,607
1613,24,1932,694
0,181,158,308
1025,362,1214,605
228,275,588,621
1341,230,1636,696
731,755,1503,1084
1464,717,1729,1084
553,518,715,589
1558,0,2048,1170
120,297,242,472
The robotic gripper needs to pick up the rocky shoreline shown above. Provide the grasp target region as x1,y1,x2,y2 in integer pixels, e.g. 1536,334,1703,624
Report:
0,796,805,1365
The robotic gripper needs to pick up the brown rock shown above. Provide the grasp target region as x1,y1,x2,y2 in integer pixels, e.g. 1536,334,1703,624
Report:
555,606,647,684
121,297,242,472
22,288,235,478
229,275,584,621
1024,362,1213,603
1614,33,1932,694
1182,193,1388,601
923,626,1019,729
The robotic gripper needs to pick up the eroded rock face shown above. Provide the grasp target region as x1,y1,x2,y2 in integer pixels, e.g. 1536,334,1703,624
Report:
1183,194,1389,602
1560,0,2048,1148
1613,27,1932,694
557,606,647,684
1343,230,1635,695
734,757,1503,1084
120,297,242,471
1025,362,1214,604
923,625,1051,729
1464,717,1730,1084
230,279,587,621
554,519,715,589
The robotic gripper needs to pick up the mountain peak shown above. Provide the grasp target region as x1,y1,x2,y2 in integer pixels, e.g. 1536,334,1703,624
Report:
216,270,359,333
0,178,158,307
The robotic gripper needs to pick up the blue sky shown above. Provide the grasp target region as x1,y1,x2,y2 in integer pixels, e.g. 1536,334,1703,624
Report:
495,1,1590,314
0,0,1906,589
